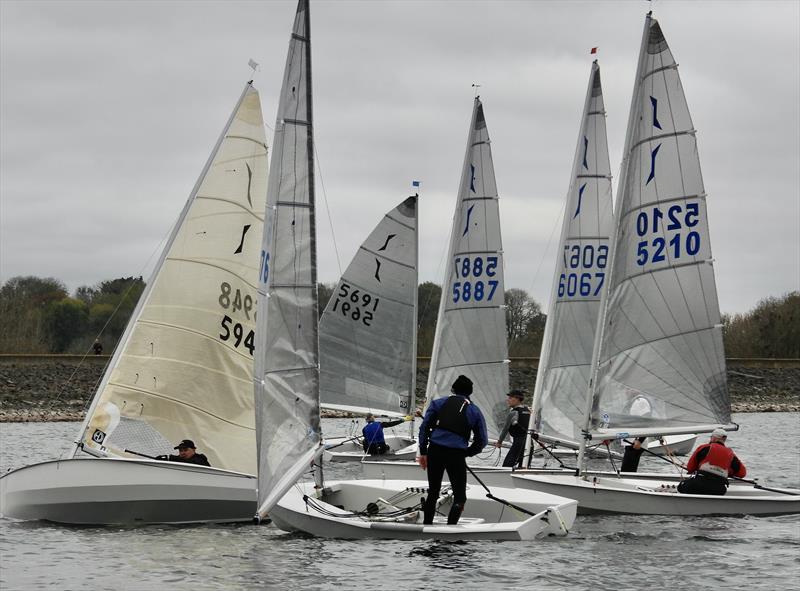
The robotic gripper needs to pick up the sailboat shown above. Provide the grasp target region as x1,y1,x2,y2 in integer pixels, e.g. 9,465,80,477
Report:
0,82,268,524
259,49,578,536
322,196,419,463
511,13,800,515
524,58,616,464
524,59,694,464
422,96,510,441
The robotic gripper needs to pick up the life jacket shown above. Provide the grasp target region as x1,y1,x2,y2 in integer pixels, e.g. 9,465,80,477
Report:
362,421,385,445
432,396,471,440
508,405,531,438
696,442,737,479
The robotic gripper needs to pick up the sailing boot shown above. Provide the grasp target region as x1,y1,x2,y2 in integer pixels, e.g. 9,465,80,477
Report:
446,502,464,525
422,497,435,525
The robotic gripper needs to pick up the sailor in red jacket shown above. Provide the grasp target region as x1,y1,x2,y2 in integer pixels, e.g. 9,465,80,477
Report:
677,428,746,496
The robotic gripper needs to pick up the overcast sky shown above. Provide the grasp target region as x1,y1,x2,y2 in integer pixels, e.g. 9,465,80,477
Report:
1,0,798,315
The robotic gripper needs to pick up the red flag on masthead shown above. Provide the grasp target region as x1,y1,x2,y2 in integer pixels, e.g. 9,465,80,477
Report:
590,47,598,54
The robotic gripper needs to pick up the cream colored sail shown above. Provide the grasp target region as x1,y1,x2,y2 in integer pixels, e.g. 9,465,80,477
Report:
77,83,267,474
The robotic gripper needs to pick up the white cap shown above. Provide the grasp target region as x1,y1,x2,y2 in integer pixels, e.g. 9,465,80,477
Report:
711,428,728,439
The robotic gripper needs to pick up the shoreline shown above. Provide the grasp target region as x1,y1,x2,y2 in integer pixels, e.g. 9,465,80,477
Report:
1,358,798,422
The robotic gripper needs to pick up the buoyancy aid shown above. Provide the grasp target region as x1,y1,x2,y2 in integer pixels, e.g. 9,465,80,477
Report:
689,442,743,479
508,405,531,438
432,396,471,440
362,421,385,445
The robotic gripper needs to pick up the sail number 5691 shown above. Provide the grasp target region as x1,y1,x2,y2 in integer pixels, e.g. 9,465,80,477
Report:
331,282,379,326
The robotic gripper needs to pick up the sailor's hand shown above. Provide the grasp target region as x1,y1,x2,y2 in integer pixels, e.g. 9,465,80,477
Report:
417,455,428,470
494,440,503,448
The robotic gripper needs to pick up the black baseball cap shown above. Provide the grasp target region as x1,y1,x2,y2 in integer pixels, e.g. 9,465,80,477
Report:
175,439,196,450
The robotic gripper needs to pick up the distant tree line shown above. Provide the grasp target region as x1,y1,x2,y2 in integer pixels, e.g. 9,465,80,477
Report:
1,276,796,359
722,292,799,358
0,276,144,354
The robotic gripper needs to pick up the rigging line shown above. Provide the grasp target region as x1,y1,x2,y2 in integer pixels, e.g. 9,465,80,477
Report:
526,202,564,308
313,134,344,279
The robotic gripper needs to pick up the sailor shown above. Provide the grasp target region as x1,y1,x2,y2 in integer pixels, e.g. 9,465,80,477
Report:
362,413,410,455
417,374,488,525
158,439,211,466
620,437,648,472
495,390,531,468
677,428,746,495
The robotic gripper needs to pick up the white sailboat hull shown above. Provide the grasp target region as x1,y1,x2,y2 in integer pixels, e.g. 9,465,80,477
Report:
0,458,256,525
324,436,417,462
511,473,800,516
645,434,697,456
269,479,577,541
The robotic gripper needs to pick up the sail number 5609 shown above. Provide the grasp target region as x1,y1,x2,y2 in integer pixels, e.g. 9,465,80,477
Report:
452,255,499,303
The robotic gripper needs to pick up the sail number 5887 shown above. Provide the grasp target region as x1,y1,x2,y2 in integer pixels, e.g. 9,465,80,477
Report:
452,255,499,303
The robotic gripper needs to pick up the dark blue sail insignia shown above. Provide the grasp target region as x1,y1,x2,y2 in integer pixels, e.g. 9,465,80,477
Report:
245,162,253,207
234,224,251,254
573,183,587,219
462,204,475,236
374,258,382,282
470,164,476,193
582,136,589,170
646,144,661,185
378,234,396,251
650,96,662,130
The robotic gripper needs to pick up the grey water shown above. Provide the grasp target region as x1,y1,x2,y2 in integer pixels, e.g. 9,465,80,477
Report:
1,413,798,590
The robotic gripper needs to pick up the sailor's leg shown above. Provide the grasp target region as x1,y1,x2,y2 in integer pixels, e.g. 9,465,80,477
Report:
444,449,468,525
423,445,446,524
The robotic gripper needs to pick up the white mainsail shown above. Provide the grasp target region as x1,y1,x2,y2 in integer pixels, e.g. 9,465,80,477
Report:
320,196,418,418
76,82,268,474
254,0,321,518
530,61,614,446
586,14,731,441
425,98,509,439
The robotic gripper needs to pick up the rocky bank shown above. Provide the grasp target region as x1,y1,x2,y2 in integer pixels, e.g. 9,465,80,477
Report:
0,357,797,422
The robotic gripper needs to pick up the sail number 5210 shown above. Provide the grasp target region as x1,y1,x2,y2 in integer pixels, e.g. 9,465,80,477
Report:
635,202,701,266
452,256,499,303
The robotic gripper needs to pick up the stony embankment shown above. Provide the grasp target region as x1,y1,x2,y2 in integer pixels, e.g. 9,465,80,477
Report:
0,356,798,422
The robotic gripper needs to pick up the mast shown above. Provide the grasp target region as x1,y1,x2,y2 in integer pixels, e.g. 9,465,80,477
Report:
255,0,320,519
410,191,419,439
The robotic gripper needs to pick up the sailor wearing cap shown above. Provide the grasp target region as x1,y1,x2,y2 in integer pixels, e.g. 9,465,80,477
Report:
157,439,211,466
677,428,746,495
417,375,488,525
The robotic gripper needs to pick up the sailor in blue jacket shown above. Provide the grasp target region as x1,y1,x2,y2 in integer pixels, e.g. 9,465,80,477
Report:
417,374,488,525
